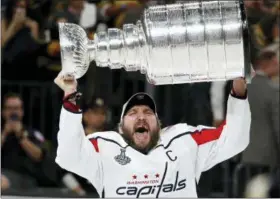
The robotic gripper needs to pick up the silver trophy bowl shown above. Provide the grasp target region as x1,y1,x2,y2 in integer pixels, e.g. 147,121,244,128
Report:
58,0,251,84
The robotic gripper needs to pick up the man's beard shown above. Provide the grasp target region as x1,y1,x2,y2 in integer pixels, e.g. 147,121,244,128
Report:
121,124,160,155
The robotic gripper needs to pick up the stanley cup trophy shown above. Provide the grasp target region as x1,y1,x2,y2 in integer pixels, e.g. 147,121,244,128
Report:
58,0,251,85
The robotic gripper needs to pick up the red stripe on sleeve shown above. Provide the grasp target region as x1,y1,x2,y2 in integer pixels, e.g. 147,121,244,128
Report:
63,101,80,112
191,121,226,145
89,139,99,152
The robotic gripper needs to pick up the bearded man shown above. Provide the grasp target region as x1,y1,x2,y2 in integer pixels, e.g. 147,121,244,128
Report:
54,73,251,198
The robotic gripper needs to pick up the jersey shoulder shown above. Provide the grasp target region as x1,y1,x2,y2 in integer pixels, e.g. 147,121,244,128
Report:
159,123,214,143
86,131,127,147
160,123,196,141
157,123,198,149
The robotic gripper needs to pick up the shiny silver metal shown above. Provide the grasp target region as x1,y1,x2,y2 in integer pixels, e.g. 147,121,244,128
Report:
58,0,251,84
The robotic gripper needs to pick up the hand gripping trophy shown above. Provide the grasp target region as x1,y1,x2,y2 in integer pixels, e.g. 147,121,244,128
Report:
58,0,251,85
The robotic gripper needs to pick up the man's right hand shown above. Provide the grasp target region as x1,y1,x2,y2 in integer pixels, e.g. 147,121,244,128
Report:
54,73,77,97
2,122,13,136
3,120,23,135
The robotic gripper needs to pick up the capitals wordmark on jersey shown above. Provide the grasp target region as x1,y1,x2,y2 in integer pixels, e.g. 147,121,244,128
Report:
116,171,186,197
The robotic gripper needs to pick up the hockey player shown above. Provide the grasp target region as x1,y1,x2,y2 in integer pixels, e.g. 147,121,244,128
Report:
54,74,251,198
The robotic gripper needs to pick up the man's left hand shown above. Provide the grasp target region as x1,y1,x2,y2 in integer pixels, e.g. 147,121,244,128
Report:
232,78,247,97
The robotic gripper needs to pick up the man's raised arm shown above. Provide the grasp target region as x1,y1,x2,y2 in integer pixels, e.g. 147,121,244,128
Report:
54,74,103,195
190,78,251,181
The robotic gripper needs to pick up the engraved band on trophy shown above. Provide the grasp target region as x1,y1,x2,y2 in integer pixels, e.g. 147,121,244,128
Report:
58,0,251,85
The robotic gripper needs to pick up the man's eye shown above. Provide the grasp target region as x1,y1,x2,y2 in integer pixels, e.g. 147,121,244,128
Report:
128,111,136,115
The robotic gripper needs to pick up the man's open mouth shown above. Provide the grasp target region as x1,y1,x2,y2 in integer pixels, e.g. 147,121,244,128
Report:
135,127,148,134
134,126,149,143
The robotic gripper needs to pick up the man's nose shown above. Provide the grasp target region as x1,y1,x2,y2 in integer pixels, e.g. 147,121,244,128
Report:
136,112,145,120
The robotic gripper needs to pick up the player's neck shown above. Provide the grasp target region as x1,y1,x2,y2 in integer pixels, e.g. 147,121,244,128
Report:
85,127,98,135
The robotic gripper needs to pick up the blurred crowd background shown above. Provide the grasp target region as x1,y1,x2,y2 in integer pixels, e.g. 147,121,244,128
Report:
1,0,279,198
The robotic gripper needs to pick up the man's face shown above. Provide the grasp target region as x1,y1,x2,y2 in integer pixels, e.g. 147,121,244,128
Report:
2,97,24,121
121,105,160,154
84,108,106,131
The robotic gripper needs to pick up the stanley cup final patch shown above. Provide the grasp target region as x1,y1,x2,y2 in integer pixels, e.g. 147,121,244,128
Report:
114,148,131,165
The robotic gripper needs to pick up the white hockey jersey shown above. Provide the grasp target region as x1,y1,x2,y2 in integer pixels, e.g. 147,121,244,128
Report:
55,95,251,198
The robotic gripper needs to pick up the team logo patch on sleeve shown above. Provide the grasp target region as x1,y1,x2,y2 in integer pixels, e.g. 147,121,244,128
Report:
114,148,131,165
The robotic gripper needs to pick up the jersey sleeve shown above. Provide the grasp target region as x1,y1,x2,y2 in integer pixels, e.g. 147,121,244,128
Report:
55,107,104,196
210,81,227,121
191,94,251,181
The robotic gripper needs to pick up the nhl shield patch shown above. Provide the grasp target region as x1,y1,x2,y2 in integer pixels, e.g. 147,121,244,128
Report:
114,148,131,165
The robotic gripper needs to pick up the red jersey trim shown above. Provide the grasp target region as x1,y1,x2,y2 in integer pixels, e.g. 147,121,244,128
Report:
191,121,226,145
89,138,99,153
62,92,82,113
63,101,81,113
